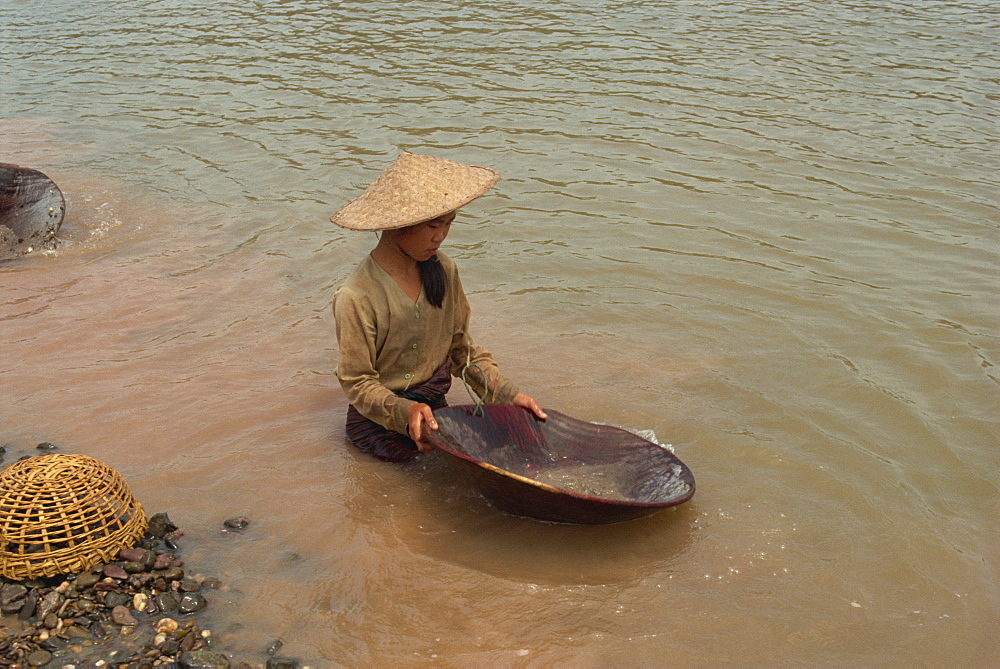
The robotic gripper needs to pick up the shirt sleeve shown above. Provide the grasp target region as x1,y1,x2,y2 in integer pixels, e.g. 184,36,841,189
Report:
333,285,415,435
447,268,521,405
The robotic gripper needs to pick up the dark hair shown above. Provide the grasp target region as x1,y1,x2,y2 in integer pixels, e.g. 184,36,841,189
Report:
418,256,446,308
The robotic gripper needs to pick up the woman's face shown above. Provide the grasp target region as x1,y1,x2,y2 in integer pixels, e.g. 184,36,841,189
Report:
393,211,455,261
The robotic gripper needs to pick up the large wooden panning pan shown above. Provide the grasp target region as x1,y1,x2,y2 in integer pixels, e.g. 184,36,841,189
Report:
428,405,695,524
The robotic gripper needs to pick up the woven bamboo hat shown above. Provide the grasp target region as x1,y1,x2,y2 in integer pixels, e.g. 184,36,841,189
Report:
330,152,500,231
0,454,147,580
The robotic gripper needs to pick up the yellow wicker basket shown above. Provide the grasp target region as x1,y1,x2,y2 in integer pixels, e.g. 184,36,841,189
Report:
0,454,148,580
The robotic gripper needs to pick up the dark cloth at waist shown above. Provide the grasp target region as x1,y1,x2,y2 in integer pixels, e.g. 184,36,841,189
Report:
345,359,452,463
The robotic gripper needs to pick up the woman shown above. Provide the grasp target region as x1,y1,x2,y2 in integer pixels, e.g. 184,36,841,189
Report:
331,152,546,462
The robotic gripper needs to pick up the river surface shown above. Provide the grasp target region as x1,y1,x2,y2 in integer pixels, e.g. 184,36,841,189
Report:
1,0,997,665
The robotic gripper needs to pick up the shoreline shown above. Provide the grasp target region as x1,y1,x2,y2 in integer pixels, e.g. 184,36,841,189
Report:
0,445,305,669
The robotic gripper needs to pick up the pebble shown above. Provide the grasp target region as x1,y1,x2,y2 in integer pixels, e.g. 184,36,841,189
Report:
179,592,208,614
178,648,231,668
156,591,180,612
158,566,185,581
66,625,92,640
147,512,178,538
111,604,138,626
103,563,128,580
18,589,39,619
0,583,27,613
105,592,131,609
75,571,101,588
223,517,250,531
26,649,53,667
153,553,174,570
36,590,63,619
156,617,179,634
124,560,147,573
120,547,157,568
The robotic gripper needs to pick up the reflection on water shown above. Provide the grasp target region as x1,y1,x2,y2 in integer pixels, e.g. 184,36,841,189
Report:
1,0,998,664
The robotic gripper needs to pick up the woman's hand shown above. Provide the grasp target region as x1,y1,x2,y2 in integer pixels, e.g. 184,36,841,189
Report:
513,392,548,421
406,402,439,451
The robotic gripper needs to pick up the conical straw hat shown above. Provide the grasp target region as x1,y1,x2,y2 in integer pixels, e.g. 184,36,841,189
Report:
330,152,500,231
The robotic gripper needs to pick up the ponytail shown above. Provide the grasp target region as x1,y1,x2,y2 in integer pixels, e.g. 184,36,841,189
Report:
418,256,446,308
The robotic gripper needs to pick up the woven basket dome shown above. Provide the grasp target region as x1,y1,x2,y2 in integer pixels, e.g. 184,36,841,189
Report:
0,454,148,580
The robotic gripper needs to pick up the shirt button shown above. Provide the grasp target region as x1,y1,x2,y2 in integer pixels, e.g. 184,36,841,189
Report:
415,312,420,319
411,343,418,349
404,373,412,380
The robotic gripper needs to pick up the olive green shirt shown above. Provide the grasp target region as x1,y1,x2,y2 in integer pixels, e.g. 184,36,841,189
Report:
333,252,520,435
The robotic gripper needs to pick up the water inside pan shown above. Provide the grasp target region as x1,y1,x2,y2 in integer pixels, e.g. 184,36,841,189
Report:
530,462,627,500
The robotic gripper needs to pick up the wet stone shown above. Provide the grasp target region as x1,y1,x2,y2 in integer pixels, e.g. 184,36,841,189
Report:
36,590,63,620
148,512,178,539
130,572,154,589
0,583,28,613
18,589,39,620
35,442,57,451
74,598,96,614
223,517,250,531
267,659,300,669
66,624,93,639
103,563,128,579
160,637,182,655
120,547,157,568
180,629,199,651
43,613,60,629
133,592,150,612
180,578,202,592
178,648,231,668
124,560,148,573
91,620,109,637
76,571,102,588
179,592,207,614
26,649,53,667
155,617,179,634
93,580,121,593
158,566,185,581
111,604,138,626
104,591,131,609
156,591,180,612
153,553,174,570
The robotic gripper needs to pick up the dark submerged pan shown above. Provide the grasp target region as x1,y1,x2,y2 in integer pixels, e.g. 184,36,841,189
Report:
428,405,695,524
0,162,65,260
